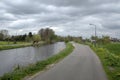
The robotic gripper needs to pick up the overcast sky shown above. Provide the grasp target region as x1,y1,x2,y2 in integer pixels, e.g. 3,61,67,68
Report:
0,0,120,38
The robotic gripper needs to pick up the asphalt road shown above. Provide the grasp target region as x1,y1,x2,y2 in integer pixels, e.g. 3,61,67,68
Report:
27,43,108,80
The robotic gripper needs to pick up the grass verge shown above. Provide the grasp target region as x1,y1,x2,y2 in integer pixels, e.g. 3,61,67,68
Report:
0,42,74,80
90,44,120,80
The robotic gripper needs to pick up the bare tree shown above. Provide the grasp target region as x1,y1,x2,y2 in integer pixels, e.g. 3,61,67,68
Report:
0,29,9,40
38,28,55,43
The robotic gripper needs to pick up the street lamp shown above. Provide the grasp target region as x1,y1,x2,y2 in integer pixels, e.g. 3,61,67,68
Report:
89,23,97,46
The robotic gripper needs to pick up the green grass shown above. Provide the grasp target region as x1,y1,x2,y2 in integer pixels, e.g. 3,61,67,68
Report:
0,41,32,50
0,43,32,51
0,42,74,80
90,43,120,80
0,41,30,45
103,43,120,55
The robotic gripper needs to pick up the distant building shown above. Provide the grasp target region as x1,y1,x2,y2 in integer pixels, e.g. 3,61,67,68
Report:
111,38,120,42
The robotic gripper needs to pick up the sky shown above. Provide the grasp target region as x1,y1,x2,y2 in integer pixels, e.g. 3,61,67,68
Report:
0,0,120,38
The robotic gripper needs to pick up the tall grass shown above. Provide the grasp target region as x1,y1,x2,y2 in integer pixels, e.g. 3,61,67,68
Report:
104,43,120,55
0,43,74,80
91,43,120,80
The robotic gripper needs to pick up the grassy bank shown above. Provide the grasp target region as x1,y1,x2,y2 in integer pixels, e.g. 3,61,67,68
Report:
0,41,32,50
0,42,74,80
0,43,32,51
90,43,120,80
0,41,31,45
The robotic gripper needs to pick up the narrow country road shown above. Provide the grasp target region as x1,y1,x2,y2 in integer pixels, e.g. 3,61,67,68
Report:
26,43,108,80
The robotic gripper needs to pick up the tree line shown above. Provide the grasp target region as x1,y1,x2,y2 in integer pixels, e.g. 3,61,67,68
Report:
0,28,59,44
0,28,118,45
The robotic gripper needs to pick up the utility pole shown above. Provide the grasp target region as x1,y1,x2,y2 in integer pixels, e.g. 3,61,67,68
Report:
89,24,97,47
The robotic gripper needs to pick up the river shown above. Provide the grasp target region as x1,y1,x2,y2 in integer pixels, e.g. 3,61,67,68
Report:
0,42,65,76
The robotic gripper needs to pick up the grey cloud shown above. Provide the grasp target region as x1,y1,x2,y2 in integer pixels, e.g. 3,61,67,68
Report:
102,22,120,30
33,0,118,7
0,0,120,38
1,1,48,15
32,0,90,7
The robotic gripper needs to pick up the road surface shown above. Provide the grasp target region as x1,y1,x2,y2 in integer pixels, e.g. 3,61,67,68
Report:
26,43,108,80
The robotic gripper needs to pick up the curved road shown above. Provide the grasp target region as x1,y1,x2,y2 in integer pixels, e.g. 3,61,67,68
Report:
26,43,108,80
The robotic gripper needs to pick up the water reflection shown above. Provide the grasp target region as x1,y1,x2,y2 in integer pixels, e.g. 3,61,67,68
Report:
0,42,65,76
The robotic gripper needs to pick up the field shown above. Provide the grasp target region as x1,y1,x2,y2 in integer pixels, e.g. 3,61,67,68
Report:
91,43,120,80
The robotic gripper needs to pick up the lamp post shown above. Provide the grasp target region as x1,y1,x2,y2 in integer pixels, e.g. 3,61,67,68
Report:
89,24,97,47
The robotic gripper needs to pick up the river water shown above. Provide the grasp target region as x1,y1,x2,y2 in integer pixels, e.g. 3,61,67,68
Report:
0,42,65,76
